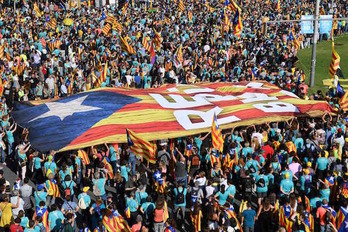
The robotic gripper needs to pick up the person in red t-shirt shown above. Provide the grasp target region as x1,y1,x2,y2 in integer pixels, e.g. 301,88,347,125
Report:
131,215,146,232
9,218,23,232
262,141,274,160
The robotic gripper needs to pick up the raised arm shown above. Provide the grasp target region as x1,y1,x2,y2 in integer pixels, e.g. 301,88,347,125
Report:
104,143,110,154
200,132,211,141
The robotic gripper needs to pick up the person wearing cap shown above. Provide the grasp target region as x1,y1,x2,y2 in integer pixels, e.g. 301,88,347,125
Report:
78,186,91,209
280,173,294,197
44,169,60,207
300,168,312,195
33,184,47,207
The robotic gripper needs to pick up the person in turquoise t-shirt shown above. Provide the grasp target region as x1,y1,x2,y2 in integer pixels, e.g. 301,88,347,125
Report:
92,172,107,201
300,168,312,194
280,173,294,196
62,175,76,199
48,204,65,231
173,185,187,219
281,166,294,181
241,141,253,158
319,182,331,203
140,197,155,220
214,184,232,206
44,155,57,177
6,123,17,156
316,151,329,180
109,144,118,174
90,198,105,229
34,185,48,207
294,133,304,153
227,182,236,199
255,171,269,205
32,153,44,184
120,160,130,182
126,192,139,225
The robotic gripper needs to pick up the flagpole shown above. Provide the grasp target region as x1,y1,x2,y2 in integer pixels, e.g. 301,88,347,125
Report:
309,0,320,87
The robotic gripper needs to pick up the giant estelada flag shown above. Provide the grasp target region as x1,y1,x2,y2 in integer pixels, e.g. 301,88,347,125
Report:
13,82,333,152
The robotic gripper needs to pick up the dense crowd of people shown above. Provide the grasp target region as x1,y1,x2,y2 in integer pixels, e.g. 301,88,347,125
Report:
0,0,347,231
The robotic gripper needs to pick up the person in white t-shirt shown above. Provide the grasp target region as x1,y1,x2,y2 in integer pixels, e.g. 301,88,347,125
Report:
10,190,24,219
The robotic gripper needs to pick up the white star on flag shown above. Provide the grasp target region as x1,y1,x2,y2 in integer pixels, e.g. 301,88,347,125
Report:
155,172,161,179
29,95,101,122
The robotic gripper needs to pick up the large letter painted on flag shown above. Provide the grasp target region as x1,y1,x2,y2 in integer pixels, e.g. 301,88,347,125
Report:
13,82,333,152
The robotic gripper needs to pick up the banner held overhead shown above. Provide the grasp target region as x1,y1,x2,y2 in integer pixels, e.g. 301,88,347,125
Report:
12,82,333,152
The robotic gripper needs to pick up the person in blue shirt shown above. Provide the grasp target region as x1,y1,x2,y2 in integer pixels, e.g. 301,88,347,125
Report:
241,202,256,232
245,154,259,177
280,173,294,196
48,204,65,231
226,181,236,200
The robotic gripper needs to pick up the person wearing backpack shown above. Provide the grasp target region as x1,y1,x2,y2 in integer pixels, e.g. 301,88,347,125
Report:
34,216,46,232
188,148,200,184
255,169,269,205
62,175,76,200
191,181,204,206
300,169,312,195
140,196,155,227
173,183,187,220
242,170,254,202
245,154,259,178
316,199,336,232
48,204,65,232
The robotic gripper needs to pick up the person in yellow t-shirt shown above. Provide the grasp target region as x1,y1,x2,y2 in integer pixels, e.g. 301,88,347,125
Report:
0,194,20,228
